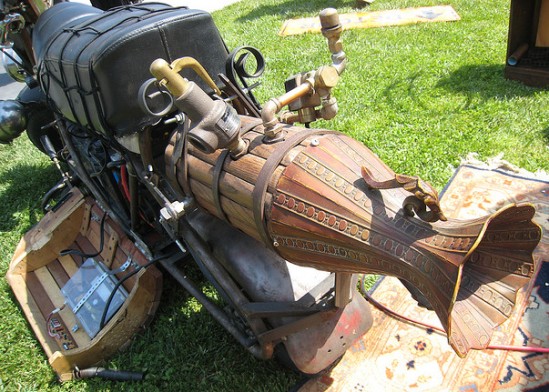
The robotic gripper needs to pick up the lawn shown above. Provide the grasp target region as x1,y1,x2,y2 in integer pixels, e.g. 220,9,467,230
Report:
1,0,548,391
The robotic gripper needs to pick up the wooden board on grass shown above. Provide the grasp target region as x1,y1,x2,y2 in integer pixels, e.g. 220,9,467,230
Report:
279,5,460,36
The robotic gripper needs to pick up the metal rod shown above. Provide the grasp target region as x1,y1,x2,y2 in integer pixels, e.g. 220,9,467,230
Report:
126,162,139,231
177,219,274,359
159,256,267,359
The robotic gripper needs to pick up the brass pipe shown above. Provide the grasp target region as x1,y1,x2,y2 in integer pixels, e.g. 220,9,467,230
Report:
261,81,313,137
150,58,190,98
169,57,221,96
320,8,346,75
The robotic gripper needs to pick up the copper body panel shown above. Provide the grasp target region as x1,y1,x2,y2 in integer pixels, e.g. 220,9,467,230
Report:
172,116,541,357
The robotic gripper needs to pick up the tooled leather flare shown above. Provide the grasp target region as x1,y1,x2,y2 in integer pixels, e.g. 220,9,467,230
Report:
172,116,542,357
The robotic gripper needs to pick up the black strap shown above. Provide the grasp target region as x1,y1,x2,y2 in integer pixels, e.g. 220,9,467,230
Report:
211,118,262,221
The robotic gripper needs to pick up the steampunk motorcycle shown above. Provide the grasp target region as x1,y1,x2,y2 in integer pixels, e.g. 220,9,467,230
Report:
0,0,542,381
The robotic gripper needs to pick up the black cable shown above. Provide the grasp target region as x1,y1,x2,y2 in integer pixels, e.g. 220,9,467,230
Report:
59,212,107,261
98,251,178,330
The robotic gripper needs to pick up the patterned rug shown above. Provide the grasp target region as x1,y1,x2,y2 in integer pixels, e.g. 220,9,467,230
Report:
300,162,549,392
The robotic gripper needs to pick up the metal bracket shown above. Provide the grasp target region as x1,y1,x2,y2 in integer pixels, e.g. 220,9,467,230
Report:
70,258,131,314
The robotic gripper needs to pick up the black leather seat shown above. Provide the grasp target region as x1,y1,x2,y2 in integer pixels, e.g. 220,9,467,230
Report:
33,2,102,61
33,3,230,137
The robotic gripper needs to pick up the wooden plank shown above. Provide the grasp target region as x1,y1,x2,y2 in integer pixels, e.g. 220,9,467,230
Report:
34,267,89,348
7,274,58,358
86,216,119,268
74,234,101,263
220,196,255,228
188,179,218,217
186,153,284,209
58,254,80,277
26,271,78,350
47,259,70,288
26,271,56,319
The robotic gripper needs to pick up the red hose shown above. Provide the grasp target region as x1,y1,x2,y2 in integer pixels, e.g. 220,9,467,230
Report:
360,275,549,354
120,164,131,201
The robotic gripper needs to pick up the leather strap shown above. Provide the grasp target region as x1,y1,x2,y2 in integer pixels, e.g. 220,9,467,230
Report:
211,118,262,222
212,149,230,221
179,118,194,198
167,121,189,197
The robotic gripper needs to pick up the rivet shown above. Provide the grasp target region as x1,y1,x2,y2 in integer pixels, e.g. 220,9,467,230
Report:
310,138,320,147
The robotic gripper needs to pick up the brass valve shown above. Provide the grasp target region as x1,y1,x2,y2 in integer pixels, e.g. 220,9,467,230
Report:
149,57,246,157
261,8,346,141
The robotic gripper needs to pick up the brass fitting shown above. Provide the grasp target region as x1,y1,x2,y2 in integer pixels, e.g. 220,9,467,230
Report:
315,66,339,90
149,57,221,97
150,57,245,156
319,8,346,75
150,58,190,98
262,82,313,141
260,8,346,139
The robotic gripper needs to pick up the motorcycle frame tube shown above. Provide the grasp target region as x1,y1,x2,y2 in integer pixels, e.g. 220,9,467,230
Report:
177,218,274,360
181,210,373,373
159,256,265,358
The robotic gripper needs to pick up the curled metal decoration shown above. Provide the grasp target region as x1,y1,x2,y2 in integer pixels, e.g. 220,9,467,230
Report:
361,166,447,223
225,46,265,108
137,78,174,118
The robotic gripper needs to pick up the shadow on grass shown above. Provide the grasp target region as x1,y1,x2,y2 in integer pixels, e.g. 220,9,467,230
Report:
236,0,352,22
381,64,540,116
0,163,57,232
74,275,300,392
437,64,538,101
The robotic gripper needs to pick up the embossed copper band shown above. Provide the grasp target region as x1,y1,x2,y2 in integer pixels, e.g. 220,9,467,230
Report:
252,129,338,247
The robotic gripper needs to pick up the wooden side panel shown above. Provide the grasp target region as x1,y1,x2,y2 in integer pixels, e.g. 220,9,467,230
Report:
6,190,163,380
537,0,549,47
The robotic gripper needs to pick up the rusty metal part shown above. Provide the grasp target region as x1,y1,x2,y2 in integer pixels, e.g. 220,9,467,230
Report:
186,209,373,374
176,218,274,360
173,115,542,358
159,253,267,359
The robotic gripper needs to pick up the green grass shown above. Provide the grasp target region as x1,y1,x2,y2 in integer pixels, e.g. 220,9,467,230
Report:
1,0,548,390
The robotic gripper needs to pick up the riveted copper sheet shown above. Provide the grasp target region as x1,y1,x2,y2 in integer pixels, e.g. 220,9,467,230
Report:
172,115,541,357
